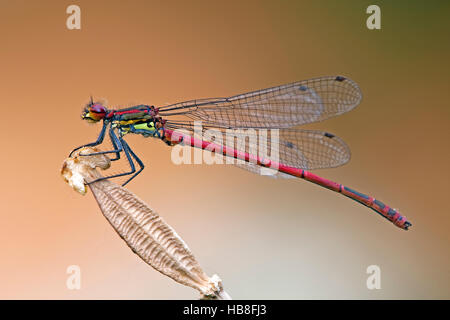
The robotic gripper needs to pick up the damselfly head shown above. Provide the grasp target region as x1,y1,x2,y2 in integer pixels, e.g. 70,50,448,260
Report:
82,100,107,123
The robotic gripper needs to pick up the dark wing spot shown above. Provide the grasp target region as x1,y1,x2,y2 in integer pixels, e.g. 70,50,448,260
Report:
335,76,346,82
324,132,335,138
298,85,308,91
285,141,294,148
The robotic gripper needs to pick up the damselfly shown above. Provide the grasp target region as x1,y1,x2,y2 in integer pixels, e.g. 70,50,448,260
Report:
70,76,411,230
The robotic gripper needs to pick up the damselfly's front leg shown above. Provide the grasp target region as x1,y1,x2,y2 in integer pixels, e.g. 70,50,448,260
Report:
86,136,144,186
69,122,108,157
79,127,123,160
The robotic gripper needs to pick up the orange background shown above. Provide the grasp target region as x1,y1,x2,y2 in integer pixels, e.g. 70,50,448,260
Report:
0,1,448,299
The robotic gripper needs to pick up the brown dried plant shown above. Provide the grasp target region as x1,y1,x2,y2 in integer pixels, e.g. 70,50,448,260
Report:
61,147,231,300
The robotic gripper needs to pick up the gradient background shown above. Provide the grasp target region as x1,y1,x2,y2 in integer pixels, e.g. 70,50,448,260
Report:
0,0,448,299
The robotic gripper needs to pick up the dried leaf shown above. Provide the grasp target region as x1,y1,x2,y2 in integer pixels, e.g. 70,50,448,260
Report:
62,147,231,299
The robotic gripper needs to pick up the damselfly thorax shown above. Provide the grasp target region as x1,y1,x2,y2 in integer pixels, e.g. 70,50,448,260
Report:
111,113,165,139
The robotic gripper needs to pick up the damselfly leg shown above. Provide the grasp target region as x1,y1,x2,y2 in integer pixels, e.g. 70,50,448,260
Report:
84,128,144,186
107,129,121,161
69,122,108,157
79,128,123,159
120,139,145,186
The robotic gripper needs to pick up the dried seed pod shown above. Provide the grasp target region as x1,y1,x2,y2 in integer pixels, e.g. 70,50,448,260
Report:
61,147,231,299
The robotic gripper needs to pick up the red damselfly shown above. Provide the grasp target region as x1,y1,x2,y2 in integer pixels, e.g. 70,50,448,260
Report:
70,76,411,230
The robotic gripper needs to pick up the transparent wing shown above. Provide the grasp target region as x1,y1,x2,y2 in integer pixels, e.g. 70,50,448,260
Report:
159,76,362,129
165,122,351,171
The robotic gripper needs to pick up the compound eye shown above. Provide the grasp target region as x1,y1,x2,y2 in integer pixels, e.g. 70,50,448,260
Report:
90,104,106,114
